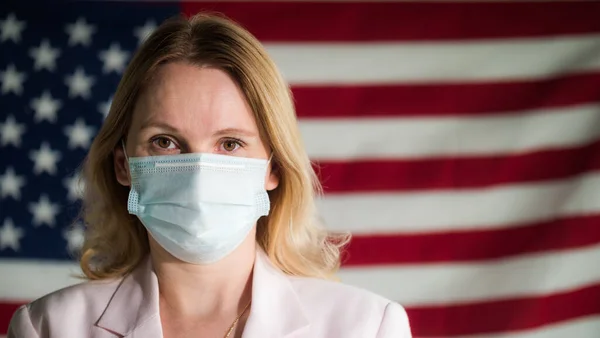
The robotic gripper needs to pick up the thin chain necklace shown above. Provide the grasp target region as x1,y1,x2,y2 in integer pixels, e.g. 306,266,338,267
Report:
223,300,252,338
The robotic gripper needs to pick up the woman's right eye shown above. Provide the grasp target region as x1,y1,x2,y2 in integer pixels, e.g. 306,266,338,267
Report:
151,136,178,150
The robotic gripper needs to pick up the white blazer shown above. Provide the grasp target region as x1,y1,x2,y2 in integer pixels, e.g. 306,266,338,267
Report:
8,249,412,338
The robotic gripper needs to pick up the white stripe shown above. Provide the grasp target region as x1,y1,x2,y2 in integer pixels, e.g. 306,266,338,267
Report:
339,242,600,306
266,35,600,85
2,244,598,308
0,260,81,300
461,315,600,338
318,171,600,234
300,104,600,161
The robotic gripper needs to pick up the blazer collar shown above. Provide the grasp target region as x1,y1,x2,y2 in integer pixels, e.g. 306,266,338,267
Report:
95,256,162,337
94,249,309,337
242,249,310,337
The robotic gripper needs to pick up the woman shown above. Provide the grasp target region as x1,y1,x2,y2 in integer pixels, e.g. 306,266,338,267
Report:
8,13,412,338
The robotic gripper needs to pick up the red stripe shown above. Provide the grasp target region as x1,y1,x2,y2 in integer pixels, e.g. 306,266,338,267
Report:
181,2,600,42
294,73,600,118
315,139,600,193
406,283,600,337
0,302,22,335
343,214,600,266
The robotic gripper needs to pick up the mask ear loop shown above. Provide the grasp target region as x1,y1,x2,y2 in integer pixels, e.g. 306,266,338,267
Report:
120,139,135,214
121,139,129,163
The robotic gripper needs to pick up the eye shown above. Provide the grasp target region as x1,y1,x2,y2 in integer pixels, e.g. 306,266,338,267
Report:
220,138,243,152
151,136,178,150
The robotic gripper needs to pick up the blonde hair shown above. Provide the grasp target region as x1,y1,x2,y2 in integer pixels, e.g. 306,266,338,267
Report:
79,13,349,280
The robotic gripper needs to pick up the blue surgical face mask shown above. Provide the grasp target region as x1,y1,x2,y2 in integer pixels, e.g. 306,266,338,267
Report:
122,142,271,264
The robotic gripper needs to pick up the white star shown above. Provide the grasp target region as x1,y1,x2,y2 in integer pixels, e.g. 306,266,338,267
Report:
134,20,156,45
64,67,95,99
64,118,95,149
98,96,112,118
0,219,24,251
99,43,130,74
28,194,60,227
0,167,26,200
63,223,85,253
0,64,26,95
63,172,85,201
65,17,96,47
31,91,61,123
29,142,61,175
0,115,26,147
29,39,61,71
0,13,26,43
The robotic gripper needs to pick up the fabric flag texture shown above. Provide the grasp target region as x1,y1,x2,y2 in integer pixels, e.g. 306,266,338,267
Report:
1,1,600,337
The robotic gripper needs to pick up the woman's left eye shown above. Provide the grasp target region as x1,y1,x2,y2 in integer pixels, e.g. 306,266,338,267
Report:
221,139,243,152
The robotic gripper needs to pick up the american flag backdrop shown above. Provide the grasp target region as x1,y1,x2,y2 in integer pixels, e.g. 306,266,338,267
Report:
1,1,600,337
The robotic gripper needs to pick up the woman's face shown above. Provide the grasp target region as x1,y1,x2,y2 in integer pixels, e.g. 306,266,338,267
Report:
114,62,279,191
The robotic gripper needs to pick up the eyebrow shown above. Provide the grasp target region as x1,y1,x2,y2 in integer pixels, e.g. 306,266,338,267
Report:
139,121,257,138
212,128,258,138
139,120,179,133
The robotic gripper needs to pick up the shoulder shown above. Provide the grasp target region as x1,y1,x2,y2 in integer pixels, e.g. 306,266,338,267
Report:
287,276,412,338
289,275,390,310
28,278,121,317
8,278,122,337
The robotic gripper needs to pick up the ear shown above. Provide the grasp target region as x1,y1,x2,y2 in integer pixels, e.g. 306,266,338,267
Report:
114,143,131,187
265,160,280,191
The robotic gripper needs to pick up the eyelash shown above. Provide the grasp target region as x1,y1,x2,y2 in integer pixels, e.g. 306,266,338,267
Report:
149,136,245,153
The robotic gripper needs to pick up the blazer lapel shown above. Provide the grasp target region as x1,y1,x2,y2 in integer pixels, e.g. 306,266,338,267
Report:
94,256,163,338
92,250,309,338
242,250,310,338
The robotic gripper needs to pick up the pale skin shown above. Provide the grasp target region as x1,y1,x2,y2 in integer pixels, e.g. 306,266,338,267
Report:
113,62,280,338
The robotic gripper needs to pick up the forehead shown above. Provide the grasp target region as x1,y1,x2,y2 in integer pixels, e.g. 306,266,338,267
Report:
131,62,257,133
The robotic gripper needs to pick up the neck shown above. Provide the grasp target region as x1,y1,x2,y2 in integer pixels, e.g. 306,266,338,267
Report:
150,231,256,320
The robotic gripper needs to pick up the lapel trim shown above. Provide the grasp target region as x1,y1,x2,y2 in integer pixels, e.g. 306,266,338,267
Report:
243,249,310,337
95,256,160,336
